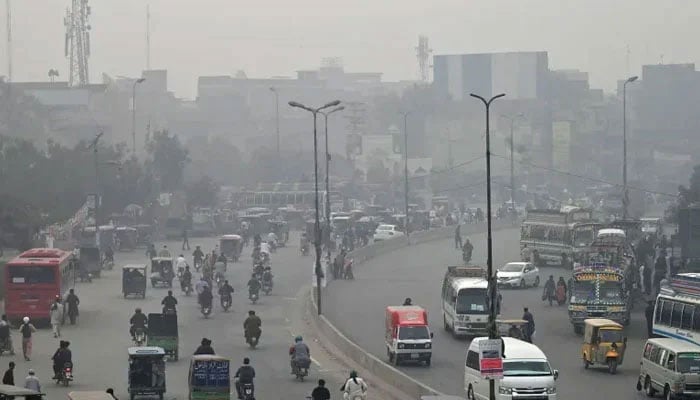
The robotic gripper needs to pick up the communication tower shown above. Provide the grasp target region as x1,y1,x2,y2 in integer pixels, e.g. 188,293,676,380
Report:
416,35,432,82
64,0,91,86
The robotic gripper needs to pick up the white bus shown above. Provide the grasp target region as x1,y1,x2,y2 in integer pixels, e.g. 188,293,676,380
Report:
654,273,700,346
441,266,497,338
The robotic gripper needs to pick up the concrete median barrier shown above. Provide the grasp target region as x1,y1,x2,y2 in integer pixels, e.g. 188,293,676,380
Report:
310,219,518,399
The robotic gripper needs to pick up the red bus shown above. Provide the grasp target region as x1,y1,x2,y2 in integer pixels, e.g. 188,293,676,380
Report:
4,248,75,322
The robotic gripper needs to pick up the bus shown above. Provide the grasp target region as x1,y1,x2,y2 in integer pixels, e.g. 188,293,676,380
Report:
441,266,497,338
4,248,75,322
520,206,600,266
653,274,700,346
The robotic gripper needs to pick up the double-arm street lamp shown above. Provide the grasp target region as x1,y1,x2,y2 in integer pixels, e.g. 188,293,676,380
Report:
501,113,526,221
132,78,146,153
622,76,638,219
470,92,506,400
320,106,345,262
288,99,342,315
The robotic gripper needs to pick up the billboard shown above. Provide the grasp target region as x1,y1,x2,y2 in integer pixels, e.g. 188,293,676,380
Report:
552,121,572,171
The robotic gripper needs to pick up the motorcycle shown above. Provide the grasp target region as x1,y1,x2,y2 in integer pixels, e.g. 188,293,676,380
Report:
193,259,202,272
201,303,212,318
268,240,277,253
462,249,472,264
102,258,114,271
163,306,177,316
215,272,225,290
181,279,193,296
134,327,146,346
79,268,92,283
249,291,259,305
221,294,232,312
293,359,310,381
555,284,567,305
55,362,73,386
262,279,273,296
301,243,309,256
240,382,255,400
245,333,259,349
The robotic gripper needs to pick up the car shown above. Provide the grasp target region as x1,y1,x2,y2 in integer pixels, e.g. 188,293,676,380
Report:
497,262,540,289
373,224,404,242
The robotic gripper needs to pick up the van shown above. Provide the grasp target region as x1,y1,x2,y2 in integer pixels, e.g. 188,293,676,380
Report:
385,306,433,366
464,337,558,400
637,338,700,399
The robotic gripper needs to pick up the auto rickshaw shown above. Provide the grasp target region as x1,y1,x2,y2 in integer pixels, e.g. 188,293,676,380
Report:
68,391,114,400
150,257,174,288
79,246,102,279
496,319,529,341
188,354,230,400
269,220,289,246
116,227,138,251
123,264,147,299
134,224,153,247
147,313,179,361
219,235,242,262
128,347,167,400
0,384,44,400
581,318,627,374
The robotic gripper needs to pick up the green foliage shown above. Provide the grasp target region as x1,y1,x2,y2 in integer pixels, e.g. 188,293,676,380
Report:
145,130,189,192
668,164,700,223
185,176,220,208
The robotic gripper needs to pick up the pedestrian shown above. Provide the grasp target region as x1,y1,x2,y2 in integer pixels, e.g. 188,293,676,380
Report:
311,378,331,400
522,307,535,343
645,301,655,338
182,228,190,251
0,314,15,355
65,289,80,325
24,369,41,399
19,317,36,361
106,388,118,400
643,261,652,295
2,361,15,385
49,296,63,338
454,225,462,249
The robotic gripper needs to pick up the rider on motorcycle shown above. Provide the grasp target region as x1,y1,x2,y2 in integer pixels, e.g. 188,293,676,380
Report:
129,308,147,340
262,267,273,288
247,274,262,297
219,280,234,305
289,335,311,374
194,338,215,355
161,290,178,313
52,340,72,379
216,253,228,268
192,246,204,268
195,275,210,295
181,266,193,292
158,245,171,258
243,310,262,344
199,286,214,310
234,358,256,399
176,254,187,274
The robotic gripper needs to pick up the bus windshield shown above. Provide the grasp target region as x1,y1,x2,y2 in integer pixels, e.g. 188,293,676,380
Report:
572,281,596,301
456,289,488,314
678,353,700,373
503,360,552,377
600,281,623,300
8,266,56,284
574,226,596,247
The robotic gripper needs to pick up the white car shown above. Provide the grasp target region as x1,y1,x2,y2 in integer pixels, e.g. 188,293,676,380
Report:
497,262,540,289
373,224,404,242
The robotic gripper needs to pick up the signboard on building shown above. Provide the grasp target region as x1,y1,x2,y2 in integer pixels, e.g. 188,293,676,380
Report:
552,121,572,171
478,338,503,378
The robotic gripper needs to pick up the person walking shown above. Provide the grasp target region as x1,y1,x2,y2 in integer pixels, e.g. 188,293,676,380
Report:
65,289,80,325
2,361,15,385
522,307,535,343
19,317,36,361
454,225,462,249
645,301,655,338
49,296,64,338
182,228,190,251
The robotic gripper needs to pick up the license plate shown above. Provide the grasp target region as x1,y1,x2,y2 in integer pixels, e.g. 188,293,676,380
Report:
410,353,419,359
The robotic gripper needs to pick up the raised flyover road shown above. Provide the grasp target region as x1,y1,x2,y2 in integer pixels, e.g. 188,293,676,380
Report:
325,227,651,399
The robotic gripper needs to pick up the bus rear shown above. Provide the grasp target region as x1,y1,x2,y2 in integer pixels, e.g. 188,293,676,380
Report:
4,248,72,322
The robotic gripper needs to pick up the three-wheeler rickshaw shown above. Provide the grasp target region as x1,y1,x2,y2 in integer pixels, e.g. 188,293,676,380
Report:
150,257,174,288
68,391,114,400
116,227,138,251
123,264,147,299
581,318,627,374
188,354,230,400
0,384,44,400
496,319,529,341
219,235,242,262
269,220,289,246
128,346,167,400
147,313,179,361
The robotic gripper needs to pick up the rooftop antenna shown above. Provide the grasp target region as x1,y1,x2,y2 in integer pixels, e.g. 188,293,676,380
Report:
64,0,92,86
146,3,150,70
6,0,11,82
416,35,432,82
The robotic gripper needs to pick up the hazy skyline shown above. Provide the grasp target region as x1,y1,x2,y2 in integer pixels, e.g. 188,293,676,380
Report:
2,0,698,98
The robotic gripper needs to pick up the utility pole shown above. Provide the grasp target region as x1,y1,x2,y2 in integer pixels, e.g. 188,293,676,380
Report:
470,92,506,400
400,111,410,239
622,76,638,219
88,131,104,245
146,4,151,70
501,113,525,221
320,106,345,264
132,78,146,153
6,0,11,83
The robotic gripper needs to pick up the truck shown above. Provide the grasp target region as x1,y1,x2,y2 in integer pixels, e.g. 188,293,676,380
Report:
568,264,630,334
385,305,433,366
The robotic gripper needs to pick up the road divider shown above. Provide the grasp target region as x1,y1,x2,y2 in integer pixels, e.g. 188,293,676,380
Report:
309,219,517,399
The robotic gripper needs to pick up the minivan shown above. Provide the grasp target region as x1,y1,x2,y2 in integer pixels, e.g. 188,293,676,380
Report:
464,337,558,400
637,338,700,399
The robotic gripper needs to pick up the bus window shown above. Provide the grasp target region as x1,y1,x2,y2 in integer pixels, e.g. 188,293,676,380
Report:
693,307,700,331
655,300,663,323
683,305,695,330
661,300,673,324
672,302,684,327
8,266,56,284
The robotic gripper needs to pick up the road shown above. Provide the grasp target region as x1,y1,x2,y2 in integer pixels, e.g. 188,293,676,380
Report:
9,233,349,400
325,228,651,399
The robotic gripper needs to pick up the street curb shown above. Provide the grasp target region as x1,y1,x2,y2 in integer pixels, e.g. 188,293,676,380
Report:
309,219,518,399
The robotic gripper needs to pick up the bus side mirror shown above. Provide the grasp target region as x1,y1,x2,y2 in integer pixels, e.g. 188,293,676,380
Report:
430,332,434,339
553,370,559,380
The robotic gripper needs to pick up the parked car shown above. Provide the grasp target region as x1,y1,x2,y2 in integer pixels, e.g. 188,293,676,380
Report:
373,224,404,242
496,262,540,289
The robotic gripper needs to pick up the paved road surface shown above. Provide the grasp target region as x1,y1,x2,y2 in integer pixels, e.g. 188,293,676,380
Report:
325,228,651,399
7,234,350,400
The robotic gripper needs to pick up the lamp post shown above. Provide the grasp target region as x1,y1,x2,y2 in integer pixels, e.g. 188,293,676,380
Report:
622,75,638,220
320,106,345,262
470,92,505,400
501,113,526,221
88,131,104,247
288,99,342,315
399,111,410,239
269,87,280,158
131,78,146,153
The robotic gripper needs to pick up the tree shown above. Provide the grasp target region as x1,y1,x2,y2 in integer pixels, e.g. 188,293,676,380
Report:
185,136,245,185
145,130,189,192
185,176,220,208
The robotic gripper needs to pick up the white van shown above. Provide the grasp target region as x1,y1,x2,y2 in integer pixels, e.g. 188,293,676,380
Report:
464,337,558,400
637,338,700,399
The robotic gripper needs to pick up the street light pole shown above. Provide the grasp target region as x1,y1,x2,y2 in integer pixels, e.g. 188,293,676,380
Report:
400,111,410,239
89,132,104,247
320,106,345,263
470,92,506,400
501,113,525,222
131,78,146,153
270,87,280,158
289,99,342,315
622,75,638,220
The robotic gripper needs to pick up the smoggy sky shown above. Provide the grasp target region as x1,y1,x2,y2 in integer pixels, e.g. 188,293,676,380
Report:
2,0,697,98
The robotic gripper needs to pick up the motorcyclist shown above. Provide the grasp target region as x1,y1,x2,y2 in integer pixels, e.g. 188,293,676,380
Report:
176,254,187,275
195,275,210,295
234,358,256,399
104,246,114,264
289,335,311,374
543,275,556,306
247,274,262,297
158,245,171,258
462,239,473,262
216,253,228,268
243,310,262,345
52,340,72,379
342,371,368,400
181,266,193,292
192,246,204,269
219,280,234,306
161,290,178,314
194,338,215,355
253,234,262,247
253,263,265,279
129,308,147,340
199,286,214,310
262,267,273,288
403,298,412,306
64,289,80,325
507,324,523,339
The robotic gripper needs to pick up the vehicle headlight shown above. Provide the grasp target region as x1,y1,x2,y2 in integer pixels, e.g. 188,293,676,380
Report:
498,386,513,395
397,343,404,349
424,343,431,349
547,386,557,394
